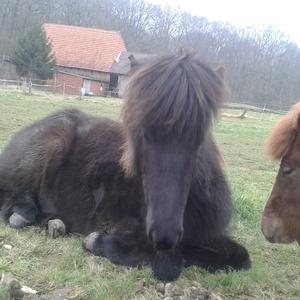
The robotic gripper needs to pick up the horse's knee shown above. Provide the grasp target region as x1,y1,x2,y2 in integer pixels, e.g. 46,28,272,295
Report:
224,239,251,271
8,198,38,229
83,232,149,267
182,236,251,272
210,235,251,271
83,232,101,254
83,233,123,258
9,212,32,229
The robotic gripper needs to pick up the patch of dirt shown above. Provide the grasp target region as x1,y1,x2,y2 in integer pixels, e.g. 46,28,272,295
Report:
136,280,223,300
161,282,222,300
2,272,84,299
28,288,84,300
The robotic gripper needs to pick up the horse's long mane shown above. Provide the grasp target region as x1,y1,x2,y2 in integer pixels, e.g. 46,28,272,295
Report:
120,52,227,176
267,103,300,160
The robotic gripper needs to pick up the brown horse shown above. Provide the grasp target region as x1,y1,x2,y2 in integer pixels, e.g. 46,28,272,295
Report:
262,103,300,244
0,52,250,281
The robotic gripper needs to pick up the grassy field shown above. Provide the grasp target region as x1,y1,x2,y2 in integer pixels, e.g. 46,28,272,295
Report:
0,89,299,299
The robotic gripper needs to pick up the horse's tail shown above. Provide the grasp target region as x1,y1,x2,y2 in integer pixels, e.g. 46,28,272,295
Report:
121,51,227,175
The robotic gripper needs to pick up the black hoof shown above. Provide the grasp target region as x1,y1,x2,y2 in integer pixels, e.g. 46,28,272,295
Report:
151,249,183,281
83,232,101,253
9,213,32,229
47,219,66,238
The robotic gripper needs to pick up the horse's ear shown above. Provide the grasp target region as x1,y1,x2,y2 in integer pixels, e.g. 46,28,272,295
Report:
266,102,300,160
128,54,138,69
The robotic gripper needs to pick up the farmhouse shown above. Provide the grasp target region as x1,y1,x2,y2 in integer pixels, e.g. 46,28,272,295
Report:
44,23,127,96
109,51,155,97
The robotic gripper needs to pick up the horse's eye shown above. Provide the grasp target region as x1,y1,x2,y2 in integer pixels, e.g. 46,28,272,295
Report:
282,167,294,176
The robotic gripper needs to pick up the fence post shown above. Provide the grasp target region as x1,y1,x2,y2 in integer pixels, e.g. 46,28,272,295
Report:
260,104,267,121
28,80,32,95
63,82,66,96
22,78,26,94
53,73,57,94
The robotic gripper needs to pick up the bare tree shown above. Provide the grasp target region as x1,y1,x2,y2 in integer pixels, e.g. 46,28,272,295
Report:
1,0,300,107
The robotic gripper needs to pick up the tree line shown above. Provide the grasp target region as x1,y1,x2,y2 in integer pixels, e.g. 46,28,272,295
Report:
1,0,300,109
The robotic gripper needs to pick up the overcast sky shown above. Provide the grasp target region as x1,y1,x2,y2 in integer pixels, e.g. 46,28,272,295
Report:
147,0,300,45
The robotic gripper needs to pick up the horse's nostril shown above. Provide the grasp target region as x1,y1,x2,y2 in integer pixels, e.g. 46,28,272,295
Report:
266,235,277,243
261,215,282,243
149,228,183,250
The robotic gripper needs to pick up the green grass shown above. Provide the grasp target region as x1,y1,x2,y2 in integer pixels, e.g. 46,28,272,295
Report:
0,89,300,299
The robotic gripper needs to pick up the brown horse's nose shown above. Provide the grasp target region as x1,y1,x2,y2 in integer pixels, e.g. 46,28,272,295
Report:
261,214,285,243
261,215,277,242
149,226,183,250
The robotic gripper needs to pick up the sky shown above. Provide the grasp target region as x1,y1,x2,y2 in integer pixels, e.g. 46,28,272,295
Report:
147,0,300,45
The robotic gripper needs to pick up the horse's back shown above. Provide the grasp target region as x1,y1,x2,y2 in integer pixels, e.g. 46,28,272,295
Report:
44,115,126,234
0,109,85,192
0,109,122,206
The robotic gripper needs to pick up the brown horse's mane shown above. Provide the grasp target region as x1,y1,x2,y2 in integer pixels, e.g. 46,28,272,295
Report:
120,52,227,176
267,102,300,160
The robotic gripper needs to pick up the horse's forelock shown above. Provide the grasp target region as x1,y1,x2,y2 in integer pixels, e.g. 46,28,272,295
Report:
120,52,227,175
267,103,300,161
127,54,225,131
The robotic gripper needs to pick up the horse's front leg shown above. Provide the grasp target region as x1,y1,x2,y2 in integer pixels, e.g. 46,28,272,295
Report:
3,193,66,238
181,235,251,272
83,232,152,267
83,231,184,281
2,193,38,229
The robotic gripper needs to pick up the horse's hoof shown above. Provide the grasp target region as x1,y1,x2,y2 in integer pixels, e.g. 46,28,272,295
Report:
48,219,66,238
9,212,31,229
83,232,100,252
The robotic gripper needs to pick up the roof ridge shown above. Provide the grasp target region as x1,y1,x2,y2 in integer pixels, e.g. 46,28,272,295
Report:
43,23,122,35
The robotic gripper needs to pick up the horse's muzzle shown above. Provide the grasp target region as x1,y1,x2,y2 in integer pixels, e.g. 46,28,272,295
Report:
261,214,294,244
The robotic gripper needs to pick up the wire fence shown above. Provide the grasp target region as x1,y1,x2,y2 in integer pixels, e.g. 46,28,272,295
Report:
0,77,293,120
0,78,66,94
220,104,284,121
0,78,118,98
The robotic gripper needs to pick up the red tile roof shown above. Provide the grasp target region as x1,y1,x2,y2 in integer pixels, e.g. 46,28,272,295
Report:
43,23,127,72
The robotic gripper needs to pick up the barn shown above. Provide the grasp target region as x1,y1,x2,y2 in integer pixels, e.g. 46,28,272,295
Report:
43,23,127,96
109,52,155,97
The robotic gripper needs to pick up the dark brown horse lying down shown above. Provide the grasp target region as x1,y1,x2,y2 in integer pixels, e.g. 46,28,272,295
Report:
0,53,250,281
262,103,300,244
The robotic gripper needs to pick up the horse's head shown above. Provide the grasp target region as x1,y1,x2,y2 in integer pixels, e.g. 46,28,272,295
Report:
121,53,226,250
262,103,300,244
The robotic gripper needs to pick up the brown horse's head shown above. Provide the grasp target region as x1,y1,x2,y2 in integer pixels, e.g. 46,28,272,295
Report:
120,52,226,250
262,103,300,244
